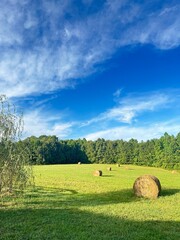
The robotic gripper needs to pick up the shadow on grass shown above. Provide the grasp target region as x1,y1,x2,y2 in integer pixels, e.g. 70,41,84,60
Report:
1,185,179,209
0,207,180,240
101,175,114,177
1,185,180,239
17,185,180,208
20,186,135,208
160,188,180,197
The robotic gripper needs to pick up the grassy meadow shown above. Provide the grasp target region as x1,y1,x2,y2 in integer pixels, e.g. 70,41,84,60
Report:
1,164,180,240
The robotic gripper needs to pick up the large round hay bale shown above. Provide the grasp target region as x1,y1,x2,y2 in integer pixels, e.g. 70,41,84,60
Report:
93,170,102,176
133,175,161,199
107,167,112,171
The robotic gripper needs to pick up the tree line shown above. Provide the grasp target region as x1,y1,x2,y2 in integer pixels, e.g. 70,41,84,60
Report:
17,132,180,169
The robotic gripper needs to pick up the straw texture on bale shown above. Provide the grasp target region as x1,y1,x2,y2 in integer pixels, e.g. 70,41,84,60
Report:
93,170,102,176
107,167,112,171
133,175,161,199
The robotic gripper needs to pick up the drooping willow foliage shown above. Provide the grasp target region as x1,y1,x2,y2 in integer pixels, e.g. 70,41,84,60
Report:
0,95,32,194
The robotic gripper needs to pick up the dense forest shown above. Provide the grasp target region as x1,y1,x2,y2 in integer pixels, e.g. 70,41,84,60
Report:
16,132,180,169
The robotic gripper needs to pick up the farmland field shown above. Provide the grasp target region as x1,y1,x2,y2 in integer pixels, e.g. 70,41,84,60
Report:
1,164,180,240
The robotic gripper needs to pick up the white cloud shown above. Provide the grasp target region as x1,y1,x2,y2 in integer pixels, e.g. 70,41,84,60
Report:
23,109,73,139
113,88,123,98
142,5,180,49
0,1,180,97
19,89,179,139
82,92,171,126
84,120,180,141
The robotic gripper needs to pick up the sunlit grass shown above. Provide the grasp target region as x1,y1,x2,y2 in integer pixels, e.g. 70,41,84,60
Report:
1,164,180,240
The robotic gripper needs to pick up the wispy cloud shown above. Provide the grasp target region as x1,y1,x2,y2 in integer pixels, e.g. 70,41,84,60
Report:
0,0,180,97
136,5,180,49
82,91,171,126
84,120,180,141
113,88,123,99
20,89,179,140
81,89,180,140
23,108,74,139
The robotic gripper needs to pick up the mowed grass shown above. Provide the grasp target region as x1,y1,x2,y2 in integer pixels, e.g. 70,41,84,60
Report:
0,164,180,240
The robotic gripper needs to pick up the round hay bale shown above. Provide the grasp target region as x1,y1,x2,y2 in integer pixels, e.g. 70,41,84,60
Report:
125,166,133,170
93,170,102,176
107,167,112,171
78,162,81,165
133,175,161,199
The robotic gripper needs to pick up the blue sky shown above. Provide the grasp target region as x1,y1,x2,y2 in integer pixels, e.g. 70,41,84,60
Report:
0,0,180,141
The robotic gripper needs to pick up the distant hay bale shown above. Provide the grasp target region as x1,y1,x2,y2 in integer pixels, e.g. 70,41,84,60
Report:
93,170,102,176
133,175,161,199
125,166,133,170
78,162,81,165
107,167,112,171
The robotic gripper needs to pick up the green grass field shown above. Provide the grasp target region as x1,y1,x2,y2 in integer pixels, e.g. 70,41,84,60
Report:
1,164,180,240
